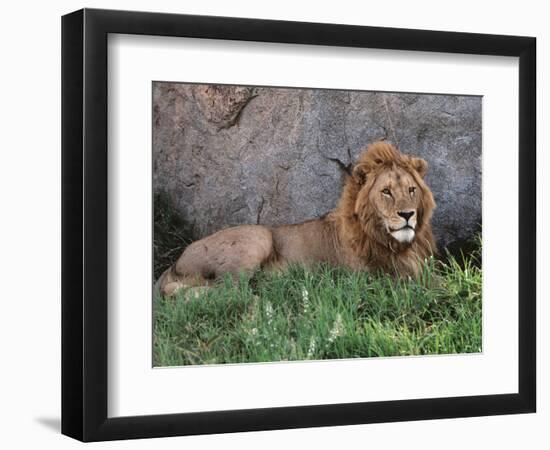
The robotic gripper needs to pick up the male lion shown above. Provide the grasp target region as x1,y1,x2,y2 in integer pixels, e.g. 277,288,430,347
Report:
157,141,436,297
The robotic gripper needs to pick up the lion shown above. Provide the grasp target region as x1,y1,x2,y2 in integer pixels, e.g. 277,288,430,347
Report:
156,141,437,297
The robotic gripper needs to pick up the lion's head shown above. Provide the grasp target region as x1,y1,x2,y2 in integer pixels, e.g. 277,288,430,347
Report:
335,141,436,274
351,141,435,248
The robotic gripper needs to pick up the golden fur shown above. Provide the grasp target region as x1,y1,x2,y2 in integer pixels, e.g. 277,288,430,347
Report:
157,141,436,297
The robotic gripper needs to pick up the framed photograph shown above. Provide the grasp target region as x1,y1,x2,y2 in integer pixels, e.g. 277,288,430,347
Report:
61,8,536,442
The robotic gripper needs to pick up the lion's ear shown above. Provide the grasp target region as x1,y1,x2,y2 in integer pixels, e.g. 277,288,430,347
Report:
411,157,428,178
352,163,372,185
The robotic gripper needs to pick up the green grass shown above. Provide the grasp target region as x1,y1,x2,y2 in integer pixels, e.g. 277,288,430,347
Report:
153,245,482,366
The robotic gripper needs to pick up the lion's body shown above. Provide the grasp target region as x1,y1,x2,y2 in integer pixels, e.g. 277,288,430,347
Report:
157,142,437,297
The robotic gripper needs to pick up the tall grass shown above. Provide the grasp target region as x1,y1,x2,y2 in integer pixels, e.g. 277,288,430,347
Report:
153,245,482,366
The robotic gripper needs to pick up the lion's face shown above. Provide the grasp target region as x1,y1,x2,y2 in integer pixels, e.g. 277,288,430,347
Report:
368,167,422,244
351,143,435,248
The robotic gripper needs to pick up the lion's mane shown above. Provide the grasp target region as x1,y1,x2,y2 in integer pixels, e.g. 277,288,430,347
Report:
328,141,437,277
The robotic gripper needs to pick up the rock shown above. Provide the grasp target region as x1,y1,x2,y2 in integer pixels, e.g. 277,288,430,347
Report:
153,83,481,252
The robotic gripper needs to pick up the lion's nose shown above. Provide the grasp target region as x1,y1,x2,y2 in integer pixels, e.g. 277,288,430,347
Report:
397,210,415,221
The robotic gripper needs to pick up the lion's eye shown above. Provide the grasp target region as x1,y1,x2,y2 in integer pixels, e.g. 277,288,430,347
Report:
409,187,416,195
382,188,391,196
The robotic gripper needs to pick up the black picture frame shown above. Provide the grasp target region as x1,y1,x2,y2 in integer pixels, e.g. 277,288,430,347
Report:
61,8,536,442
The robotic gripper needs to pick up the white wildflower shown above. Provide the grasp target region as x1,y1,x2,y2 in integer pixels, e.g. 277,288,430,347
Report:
250,327,258,336
290,338,297,358
307,336,316,358
327,314,344,344
264,301,274,324
247,295,260,323
183,286,208,301
301,287,310,313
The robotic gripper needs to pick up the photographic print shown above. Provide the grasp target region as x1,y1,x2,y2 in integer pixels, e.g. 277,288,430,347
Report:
152,82,482,367
61,10,535,440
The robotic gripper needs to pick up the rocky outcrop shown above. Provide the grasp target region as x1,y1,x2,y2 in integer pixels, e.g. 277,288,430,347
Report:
153,83,481,251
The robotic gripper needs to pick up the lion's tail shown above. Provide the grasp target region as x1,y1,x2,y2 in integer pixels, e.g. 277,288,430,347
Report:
153,267,171,300
154,266,194,298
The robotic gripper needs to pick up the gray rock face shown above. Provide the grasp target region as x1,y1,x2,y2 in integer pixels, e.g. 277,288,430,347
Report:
153,83,481,252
